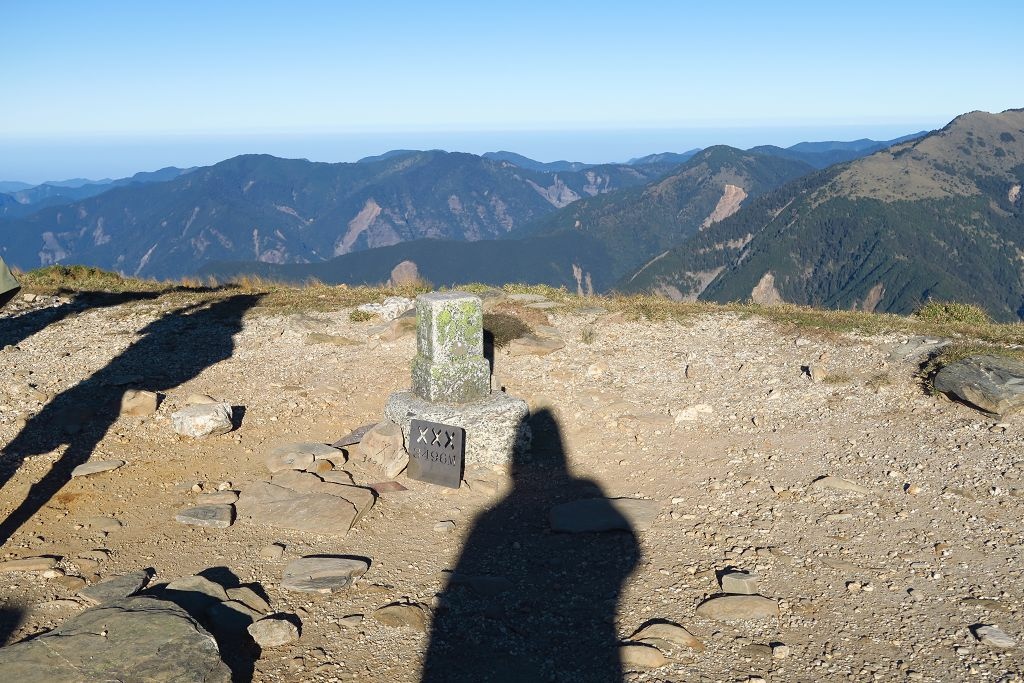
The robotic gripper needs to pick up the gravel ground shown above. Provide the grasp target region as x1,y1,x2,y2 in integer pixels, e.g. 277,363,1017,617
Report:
0,290,1021,682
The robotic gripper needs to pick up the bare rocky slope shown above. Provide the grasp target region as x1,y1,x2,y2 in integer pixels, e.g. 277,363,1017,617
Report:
0,279,1022,682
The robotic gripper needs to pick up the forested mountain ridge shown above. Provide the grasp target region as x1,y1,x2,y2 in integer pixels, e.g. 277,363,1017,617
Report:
622,109,1024,320
0,151,667,278
517,146,815,281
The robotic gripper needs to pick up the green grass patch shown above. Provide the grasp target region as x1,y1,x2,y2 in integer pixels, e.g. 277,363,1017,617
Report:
483,312,532,349
913,300,992,325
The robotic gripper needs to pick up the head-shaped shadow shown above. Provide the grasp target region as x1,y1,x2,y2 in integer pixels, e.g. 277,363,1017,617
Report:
0,607,23,647
0,293,262,548
421,408,639,683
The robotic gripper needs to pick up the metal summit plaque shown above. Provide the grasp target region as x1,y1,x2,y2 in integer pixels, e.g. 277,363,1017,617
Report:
406,418,465,488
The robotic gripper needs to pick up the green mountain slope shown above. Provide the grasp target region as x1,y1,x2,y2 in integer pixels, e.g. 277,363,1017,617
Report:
199,231,615,291
623,109,1024,320
516,146,815,281
0,152,664,278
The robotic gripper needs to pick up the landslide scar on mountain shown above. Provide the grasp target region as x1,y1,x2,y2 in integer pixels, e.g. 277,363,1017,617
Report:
750,271,784,305
700,184,747,230
336,198,382,256
526,177,580,208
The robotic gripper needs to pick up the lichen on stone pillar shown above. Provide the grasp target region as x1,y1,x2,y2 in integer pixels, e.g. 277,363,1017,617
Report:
410,292,490,404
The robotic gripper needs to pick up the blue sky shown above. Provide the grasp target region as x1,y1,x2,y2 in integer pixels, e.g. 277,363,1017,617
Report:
2,1,1021,182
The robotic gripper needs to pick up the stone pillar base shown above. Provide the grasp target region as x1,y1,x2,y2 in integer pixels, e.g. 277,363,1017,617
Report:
384,390,531,468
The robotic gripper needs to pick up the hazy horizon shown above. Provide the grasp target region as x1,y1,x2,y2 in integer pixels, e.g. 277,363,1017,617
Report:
4,2,1021,183
0,121,940,184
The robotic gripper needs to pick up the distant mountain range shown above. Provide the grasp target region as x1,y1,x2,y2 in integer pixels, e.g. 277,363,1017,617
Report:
0,152,668,278
13,121,1017,319
623,110,1024,320
0,167,194,218
199,146,818,291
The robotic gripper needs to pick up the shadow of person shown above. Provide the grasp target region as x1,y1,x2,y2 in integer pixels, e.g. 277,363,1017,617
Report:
0,293,262,548
0,289,161,350
0,607,23,647
422,408,639,683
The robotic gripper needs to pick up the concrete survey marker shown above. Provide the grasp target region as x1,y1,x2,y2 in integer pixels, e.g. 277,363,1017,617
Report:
410,291,490,404
385,291,530,471
406,418,464,488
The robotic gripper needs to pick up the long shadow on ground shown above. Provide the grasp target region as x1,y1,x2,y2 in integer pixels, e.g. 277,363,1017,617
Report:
0,290,162,350
0,293,262,548
422,408,640,683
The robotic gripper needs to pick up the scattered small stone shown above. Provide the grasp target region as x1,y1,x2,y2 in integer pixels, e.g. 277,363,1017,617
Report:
70,460,125,478
196,491,239,505
508,334,565,356
905,483,922,495
175,504,234,528
0,556,58,573
339,614,364,627
171,402,234,438
331,423,376,448
772,644,791,659
721,571,759,595
674,404,714,423
355,296,414,321
629,621,703,651
80,516,123,533
619,643,668,669
165,575,230,605
265,444,318,473
259,543,286,560
810,475,871,496
305,459,334,475
373,602,427,631
226,586,271,614
975,624,1016,649
694,595,779,622
248,615,301,647
120,389,159,416
78,570,151,605
351,421,407,478
281,556,369,593
53,575,87,591
433,520,456,533
808,364,828,383
185,393,219,405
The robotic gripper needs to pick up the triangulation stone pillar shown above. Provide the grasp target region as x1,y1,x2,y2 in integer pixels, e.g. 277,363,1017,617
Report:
384,291,530,471
411,292,490,403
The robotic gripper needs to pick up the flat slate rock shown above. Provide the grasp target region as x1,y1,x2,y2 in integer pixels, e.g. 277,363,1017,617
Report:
549,498,659,533
281,556,369,593
175,504,234,528
78,570,152,605
70,459,125,478
236,480,373,535
934,354,1024,416
508,334,566,356
810,476,871,495
265,442,340,472
629,621,704,651
373,603,427,631
694,594,780,622
331,423,376,448
0,556,58,572
0,596,230,682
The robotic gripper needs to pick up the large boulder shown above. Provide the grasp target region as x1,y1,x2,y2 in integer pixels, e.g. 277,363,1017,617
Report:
933,354,1024,416
0,596,230,682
